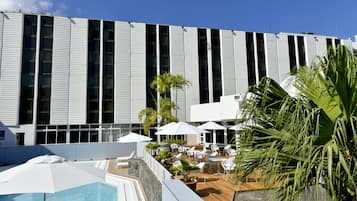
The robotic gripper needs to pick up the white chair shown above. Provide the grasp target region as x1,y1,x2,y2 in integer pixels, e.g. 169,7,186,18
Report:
211,144,220,152
170,143,179,152
172,160,182,168
178,146,186,153
228,149,237,157
116,152,135,168
196,151,206,162
224,145,231,155
209,151,218,157
175,153,182,160
186,147,196,158
221,158,236,177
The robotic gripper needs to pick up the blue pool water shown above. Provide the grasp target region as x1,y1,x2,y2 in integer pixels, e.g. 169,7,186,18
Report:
0,183,117,201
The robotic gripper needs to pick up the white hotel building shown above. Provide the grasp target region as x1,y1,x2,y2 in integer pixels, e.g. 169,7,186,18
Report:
0,11,355,146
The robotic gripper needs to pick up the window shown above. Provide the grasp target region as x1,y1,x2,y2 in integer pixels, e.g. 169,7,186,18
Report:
198,28,209,103
70,131,79,143
159,25,170,74
326,38,333,51
16,133,25,145
211,29,222,102
87,20,100,123
0,131,5,141
246,32,256,85
36,16,53,124
334,39,340,48
36,132,46,144
47,131,56,144
57,131,66,143
256,33,266,80
19,15,37,124
297,36,306,66
288,35,297,73
102,21,114,123
146,24,157,109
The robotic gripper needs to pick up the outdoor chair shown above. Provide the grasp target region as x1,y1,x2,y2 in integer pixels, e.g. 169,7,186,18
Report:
186,147,196,158
116,152,135,168
209,151,218,157
221,158,236,177
170,143,179,152
224,145,231,155
178,146,186,153
228,149,237,157
196,151,206,162
175,153,182,160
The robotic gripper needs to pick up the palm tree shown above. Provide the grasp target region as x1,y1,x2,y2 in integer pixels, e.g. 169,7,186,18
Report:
238,46,357,201
139,72,189,135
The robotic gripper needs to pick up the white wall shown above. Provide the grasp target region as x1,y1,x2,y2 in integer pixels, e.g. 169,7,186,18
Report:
233,31,248,94
170,26,186,121
276,34,291,82
0,13,23,126
184,27,200,120
220,30,236,96
265,33,279,81
68,18,88,124
130,22,146,123
305,35,318,66
115,21,131,123
50,17,71,125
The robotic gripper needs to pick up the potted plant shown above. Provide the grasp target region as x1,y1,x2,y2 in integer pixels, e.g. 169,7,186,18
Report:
145,143,160,156
155,150,174,163
171,159,199,191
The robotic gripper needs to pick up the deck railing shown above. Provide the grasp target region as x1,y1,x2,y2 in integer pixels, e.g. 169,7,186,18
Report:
142,150,172,183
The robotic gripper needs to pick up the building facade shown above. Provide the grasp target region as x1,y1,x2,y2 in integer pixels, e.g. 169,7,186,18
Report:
0,12,355,146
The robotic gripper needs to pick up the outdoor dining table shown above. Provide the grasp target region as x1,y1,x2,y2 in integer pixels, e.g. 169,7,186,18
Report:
208,157,226,175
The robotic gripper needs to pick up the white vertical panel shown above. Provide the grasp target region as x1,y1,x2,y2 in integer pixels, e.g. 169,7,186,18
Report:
316,36,327,57
305,35,317,66
50,17,71,125
115,21,131,123
265,33,279,81
0,14,3,78
276,34,290,83
220,30,236,96
206,29,213,102
233,31,248,95
184,27,199,121
0,13,23,126
341,39,353,51
130,22,146,123
68,18,87,124
170,26,186,121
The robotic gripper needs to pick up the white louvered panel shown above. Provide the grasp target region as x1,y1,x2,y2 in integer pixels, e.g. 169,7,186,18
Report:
233,31,248,95
276,34,290,83
170,26,186,121
305,35,317,66
184,27,199,121
0,13,23,126
315,36,327,58
50,17,70,125
115,21,131,124
265,33,279,81
130,22,146,123
0,14,3,79
220,30,236,96
68,18,87,124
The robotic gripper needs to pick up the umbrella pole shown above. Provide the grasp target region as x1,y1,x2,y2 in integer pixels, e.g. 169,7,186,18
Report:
43,193,46,201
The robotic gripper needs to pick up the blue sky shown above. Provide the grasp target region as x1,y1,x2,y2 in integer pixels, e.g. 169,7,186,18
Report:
1,0,356,39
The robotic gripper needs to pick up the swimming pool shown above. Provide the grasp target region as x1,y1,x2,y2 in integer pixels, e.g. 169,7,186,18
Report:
0,182,117,201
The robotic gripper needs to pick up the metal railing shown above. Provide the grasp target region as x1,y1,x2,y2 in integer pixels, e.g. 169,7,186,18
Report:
142,150,172,183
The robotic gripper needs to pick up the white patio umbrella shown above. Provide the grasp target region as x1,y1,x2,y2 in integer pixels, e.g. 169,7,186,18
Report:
0,155,105,201
117,132,152,143
229,120,256,151
155,122,206,135
198,121,227,145
155,122,207,144
156,122,177,143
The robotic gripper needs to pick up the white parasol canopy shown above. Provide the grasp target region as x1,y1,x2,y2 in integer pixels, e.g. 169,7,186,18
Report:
117,132,152,143
198,121,226,130
157,122,177,130
155,122,206,135
0,155,105,200
229,119,256,131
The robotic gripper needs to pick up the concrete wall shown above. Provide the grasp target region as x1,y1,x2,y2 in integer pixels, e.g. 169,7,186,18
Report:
0,142,138,164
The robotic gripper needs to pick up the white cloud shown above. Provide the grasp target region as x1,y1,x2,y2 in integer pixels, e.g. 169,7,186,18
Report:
0,0,65,14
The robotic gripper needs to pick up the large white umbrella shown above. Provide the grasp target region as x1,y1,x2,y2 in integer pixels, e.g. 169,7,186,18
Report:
198,121,226,130
157,122,177,130
117,132,152,143
229,119,256,131
198,122,227,145
155,122,206,135
0,155,105,201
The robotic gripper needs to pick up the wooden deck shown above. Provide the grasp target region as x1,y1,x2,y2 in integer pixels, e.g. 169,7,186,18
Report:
177,172,270,201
